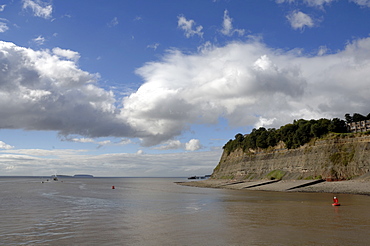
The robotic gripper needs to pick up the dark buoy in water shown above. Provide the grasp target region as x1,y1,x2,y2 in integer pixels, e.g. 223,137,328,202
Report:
332,196,340,206
112,185,115,189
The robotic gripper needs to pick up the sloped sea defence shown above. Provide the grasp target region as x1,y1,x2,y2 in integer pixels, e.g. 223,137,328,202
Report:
178,178,370,196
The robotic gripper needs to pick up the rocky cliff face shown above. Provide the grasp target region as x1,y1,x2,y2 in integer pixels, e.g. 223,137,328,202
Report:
212,134,370,181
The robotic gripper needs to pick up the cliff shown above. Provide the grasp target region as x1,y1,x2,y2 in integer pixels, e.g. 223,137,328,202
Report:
212,134,370,181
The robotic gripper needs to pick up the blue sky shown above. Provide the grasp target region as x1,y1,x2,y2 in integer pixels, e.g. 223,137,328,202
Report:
0,0,370,177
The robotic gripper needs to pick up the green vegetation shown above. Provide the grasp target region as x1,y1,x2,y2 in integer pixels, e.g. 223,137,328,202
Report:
223,118,347,155
266,170,286,180
345,112,370,123
223,113,369,155
329,146,355,167
304,175,322,180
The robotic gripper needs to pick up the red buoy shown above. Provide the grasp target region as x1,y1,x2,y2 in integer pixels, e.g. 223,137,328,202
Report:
112,185,115,189
332,196,340,206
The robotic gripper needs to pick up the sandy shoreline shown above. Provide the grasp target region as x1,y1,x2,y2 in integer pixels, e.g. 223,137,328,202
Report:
177,178,370,196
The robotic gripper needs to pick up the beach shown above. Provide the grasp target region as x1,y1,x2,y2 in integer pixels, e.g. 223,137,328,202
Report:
178,178,370,196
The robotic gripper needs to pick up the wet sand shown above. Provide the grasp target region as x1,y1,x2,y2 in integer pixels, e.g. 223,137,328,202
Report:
177,179,370,196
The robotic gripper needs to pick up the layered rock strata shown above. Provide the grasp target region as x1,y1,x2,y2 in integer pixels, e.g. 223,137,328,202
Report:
212,135,370,181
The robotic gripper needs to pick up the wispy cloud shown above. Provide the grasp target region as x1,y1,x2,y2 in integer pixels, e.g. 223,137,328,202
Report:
153,139,201,151
154,140,182,150
32,35,45,45
317,45,328,56
0,148,221,176
0,4,6,12
108,17,118,27
350,0,370,7
147,43,160,50
220,10,245,36
22,0,53,19
52,47,80,61
177,15,203,38
276,0,335,8
68,137,132,147
70,138,95,143
0,19,8,33
277,0,370,9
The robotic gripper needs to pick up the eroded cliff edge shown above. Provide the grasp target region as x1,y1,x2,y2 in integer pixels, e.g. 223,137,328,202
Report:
211,134,370,181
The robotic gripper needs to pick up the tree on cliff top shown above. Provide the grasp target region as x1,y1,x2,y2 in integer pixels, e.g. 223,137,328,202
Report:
223,116,349,155
345,113,370,123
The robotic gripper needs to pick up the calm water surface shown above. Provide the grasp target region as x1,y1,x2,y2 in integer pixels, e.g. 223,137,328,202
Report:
0,177,369,245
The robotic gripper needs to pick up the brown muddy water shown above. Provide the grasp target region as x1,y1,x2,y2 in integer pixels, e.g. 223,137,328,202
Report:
0,177,369,245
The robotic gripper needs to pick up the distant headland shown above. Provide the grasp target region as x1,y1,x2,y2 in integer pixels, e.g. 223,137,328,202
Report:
73,174,94,178
49,174,94,178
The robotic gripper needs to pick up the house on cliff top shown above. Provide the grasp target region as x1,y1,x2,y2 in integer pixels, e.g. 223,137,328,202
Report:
347,120,370,133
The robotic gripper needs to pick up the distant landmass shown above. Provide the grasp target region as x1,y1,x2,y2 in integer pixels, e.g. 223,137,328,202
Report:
73,174,94,178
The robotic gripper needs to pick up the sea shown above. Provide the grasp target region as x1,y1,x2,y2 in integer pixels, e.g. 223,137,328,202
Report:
0,177,369,246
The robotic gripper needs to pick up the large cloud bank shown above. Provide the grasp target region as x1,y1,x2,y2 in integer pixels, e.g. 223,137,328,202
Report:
1,39,370,146
0,41,132,138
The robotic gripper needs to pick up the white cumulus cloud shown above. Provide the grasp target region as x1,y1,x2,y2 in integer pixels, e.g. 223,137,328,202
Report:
1,37,370,147
185,139,202,151
122,37,370,146
0,141,14,150
287,11,315,30
0,41,132,140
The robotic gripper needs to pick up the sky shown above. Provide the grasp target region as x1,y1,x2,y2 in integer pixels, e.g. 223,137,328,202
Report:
0,0,370,177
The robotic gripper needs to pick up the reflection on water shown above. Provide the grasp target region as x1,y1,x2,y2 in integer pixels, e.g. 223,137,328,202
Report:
0,178,369,245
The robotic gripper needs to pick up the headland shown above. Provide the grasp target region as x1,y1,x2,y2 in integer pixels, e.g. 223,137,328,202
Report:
178,127,370,196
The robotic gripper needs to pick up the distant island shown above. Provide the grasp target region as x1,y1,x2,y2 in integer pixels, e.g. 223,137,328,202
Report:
73,174,94,178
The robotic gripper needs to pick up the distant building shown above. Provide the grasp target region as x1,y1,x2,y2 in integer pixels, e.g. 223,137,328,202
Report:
347,120,370,133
